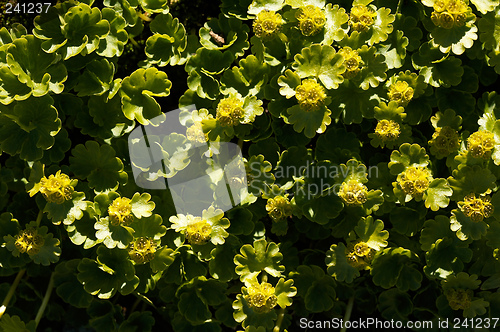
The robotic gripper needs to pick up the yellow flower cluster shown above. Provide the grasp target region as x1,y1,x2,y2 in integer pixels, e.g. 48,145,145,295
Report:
388,81,414,106
397,166,432,199
108,197,134,226
15,228,44,255
431,0,469,29
338,46,362,79
129,237,156,264
253,10,283,39
295,5,326,36
216,96,245,127
39,171,74,204
375,120,400,142
245,281,278,313
346,241,374,269
186,123,207,143
467,130,495,159
266,195,293,220
445,288,473,310
338,180,368,205
295,79,327,112
186,219,212,245
349,5,377,32
428,126,460,156
458,193,494,222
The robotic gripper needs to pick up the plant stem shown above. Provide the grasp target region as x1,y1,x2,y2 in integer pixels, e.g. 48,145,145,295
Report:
128,36,140,48
0,269,26,319
273,307,286,332
35,273,55,328
137,11,152,22
397,0,403,13
35,210,43,227
340,295,355,332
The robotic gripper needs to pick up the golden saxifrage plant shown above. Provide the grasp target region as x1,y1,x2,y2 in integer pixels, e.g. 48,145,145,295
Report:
1,0,500,330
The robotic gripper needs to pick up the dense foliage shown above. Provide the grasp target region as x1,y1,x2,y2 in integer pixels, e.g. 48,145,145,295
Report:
1,0,500,330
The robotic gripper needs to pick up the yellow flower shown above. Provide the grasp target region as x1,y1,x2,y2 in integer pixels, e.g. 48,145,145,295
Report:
375,120,400,142
388,80,414,106
15,228,44,255
429,126,460,156
253,10,283,39
338,46,363,79
349,5,377,32
338,180,368,205
431,0,469,29
295,79,327,112
295,5,326,36
346,240,374,269
458,193,494,222
186,219,212,245
266,195,293,220
129,237,156,264
467,130,496,159
108,197,134,226
216,96,244,127
397,166,432,199
186,122,207,143
445,288,473,310
245,281,278,313
39,171,74,204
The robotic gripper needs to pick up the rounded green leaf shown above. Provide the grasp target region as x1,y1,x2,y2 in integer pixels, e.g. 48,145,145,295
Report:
70,141,127,191
234,239,285,282
292,44,345,89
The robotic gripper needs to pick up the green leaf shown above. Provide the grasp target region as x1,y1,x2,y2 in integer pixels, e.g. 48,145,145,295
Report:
479,7,500,51
220,55,269,97
371,247,422,291
431,24,478,55
209,241,239,282
97,7,128,57
6,35,67,97
33,3,110,59
329,82,380,124
325,243,360,283
286,104,332,138
450,209,488,241
353,216,389,251
0,95,61,161
277,69,301,98
44,191,88,226
69,141,127,191
95,217,134,249
77,246,139,299
377,289,413,321
199,14,249,57
74,59,115,97
145,13,187,66
0,314,35,332
447,165,496,201
177,289,211,325
412,42,464,87
248,0,284,15
424,178,452,211
290,265,336,312
472,0,499,14
420,216,473,278
234,239,285,282
232,294,277,330
275,278,297,308
120,67,172,125
150,246,175,273
322,4,349,44
355,45,388,90
53,259,93,308
292,44,345,89
138,0,169,13
130,192,155,219
118,311,155,332
388,143,429,175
